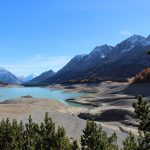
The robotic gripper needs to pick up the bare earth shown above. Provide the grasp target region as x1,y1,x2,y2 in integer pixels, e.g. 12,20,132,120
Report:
49,82,150,140
0,81,149,146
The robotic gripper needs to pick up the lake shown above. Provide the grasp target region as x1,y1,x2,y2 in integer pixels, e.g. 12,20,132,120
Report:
0,87,83,106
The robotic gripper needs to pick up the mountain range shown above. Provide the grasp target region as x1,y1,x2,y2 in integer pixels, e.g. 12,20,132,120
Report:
0,34,150,84
42,34,150,83
0,69,39,84
0,68,55,84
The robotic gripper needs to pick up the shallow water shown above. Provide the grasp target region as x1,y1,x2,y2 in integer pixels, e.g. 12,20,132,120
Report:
0,87,83,106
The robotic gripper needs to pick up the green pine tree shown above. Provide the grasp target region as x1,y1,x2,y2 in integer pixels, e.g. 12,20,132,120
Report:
71,140,80,150
133,96,150,150
123,131,138,150
23,115,39,150
123,96,150,150
10,119,24,150
81,121,118,150
54,126,71,150
38,112,56,149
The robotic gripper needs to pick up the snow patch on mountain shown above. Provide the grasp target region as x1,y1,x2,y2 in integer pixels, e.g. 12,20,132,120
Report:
116,35,150,54
89,44,113,58
24,74,38,82
74,54,87,60
101,54,106,58
126,34,150,47
19,74,38,82
121,45,135,53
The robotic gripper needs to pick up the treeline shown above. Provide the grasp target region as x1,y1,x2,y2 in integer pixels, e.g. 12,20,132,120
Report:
0,96,149,150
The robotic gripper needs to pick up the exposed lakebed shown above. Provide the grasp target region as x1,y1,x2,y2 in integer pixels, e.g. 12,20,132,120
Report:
0,87,84,106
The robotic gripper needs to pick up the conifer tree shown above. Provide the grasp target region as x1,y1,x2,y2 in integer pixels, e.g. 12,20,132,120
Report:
38,112,56,149
123,96,150,150
71,140,80,150
10,119,24,149
55,126,71,150
133,96,150,150
81,121,118,150
0,118,12,149
123,132,138,150
23,115,39,149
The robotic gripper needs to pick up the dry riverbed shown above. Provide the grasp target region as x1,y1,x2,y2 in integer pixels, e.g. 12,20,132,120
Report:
49,81,150,136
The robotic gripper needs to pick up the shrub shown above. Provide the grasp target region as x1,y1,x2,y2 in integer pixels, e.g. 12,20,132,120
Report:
134,68,150,83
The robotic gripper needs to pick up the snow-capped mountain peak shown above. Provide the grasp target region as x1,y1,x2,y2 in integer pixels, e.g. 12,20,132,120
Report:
147,35,150,40
25,74,38,80
72,54,88,61
116,34,150,54
28,73,38,77
19,74,38,82
89,44,113,58
127,34,144,43
74,54,87,59
126,34,150,47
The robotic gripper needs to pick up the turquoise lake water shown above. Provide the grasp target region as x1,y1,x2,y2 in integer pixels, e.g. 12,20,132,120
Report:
0,87,83,106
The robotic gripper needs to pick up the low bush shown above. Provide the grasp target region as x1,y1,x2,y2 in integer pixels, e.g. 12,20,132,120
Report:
134,68,150,83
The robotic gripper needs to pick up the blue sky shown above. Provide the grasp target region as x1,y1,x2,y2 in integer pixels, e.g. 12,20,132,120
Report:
0,0,150,76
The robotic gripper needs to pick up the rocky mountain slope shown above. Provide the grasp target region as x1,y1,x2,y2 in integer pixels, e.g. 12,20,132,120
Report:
26,70,55,84
43,34,150,83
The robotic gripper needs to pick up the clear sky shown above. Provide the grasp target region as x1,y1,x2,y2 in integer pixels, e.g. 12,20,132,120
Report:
0,0,150,76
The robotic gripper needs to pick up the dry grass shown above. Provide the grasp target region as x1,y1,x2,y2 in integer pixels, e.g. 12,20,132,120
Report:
134,68,150,83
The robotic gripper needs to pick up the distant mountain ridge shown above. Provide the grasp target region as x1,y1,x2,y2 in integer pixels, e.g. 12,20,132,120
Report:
24,74,38,82
43,34,150,83
25,70,55,85
0,67,55,85
1,34,150,84
0,68,20,84
18,74,38,83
